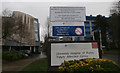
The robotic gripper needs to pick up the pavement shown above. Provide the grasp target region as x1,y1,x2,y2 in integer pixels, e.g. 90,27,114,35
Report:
2,54,47,72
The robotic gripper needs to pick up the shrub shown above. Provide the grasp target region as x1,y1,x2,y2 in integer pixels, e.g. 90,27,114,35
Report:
59,58,120,72
2,52,28,61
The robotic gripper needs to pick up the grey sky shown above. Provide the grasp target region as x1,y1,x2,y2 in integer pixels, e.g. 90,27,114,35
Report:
2,1,115,41
1,0,117,2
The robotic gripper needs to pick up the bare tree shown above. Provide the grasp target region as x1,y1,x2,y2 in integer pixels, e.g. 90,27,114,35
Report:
109,1,120,49
110,1,120,15
2,10,22,41
2,9,31,44
2,8,12,17
0,14,2,45
2,9,14,40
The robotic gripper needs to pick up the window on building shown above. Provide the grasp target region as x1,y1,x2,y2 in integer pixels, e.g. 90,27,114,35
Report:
93,30,98,32
85,28,90,32
85,24,90,27
34,33,39,41
34,20,38,32
86,33,91,38
34,25,38,32
85,22,90,27
92,24,95,26
34,20,38,24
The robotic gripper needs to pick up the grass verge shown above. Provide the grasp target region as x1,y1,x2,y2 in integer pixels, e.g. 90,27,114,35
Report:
103,49,120,54
22,59,48,71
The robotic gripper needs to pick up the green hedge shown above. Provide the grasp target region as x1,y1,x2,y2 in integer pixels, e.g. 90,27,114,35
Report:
59,58,120,72
2,52,28,61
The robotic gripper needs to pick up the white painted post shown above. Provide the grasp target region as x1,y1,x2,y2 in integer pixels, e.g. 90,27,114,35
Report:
34,46,36,53
9,46,11,52
40,51,43,55
30,46,32,53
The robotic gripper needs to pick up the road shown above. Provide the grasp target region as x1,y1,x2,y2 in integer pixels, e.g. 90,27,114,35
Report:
102,54,120,66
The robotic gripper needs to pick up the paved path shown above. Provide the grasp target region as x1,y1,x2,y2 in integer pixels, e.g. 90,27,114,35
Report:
2,54,47,72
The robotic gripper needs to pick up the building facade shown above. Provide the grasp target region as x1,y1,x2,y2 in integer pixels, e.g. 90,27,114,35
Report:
85,15,109,40
57,15,109,41
2,11,40,53
84,15,97,40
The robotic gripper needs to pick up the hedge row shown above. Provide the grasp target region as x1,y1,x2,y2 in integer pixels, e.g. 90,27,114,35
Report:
2,52,28,61
59,58,120,72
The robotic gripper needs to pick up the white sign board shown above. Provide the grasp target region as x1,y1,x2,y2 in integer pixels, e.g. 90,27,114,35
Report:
51,42,99,66
50,7,86,22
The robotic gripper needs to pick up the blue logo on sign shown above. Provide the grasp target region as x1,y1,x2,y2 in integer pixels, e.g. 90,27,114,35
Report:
53,26,84,36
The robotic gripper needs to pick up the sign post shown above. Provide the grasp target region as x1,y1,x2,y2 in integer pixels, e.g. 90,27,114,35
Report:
48,41,101,67
48,6,101,70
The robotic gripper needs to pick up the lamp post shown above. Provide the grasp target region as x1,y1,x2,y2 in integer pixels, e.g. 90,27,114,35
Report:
99,30,102,51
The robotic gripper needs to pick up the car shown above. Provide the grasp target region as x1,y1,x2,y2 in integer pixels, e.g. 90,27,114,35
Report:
20,50,31,56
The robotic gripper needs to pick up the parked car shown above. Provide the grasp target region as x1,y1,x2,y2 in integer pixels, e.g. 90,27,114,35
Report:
20,50,31,56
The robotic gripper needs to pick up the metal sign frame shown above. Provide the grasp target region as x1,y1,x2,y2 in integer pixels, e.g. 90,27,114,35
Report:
47,41,102,68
